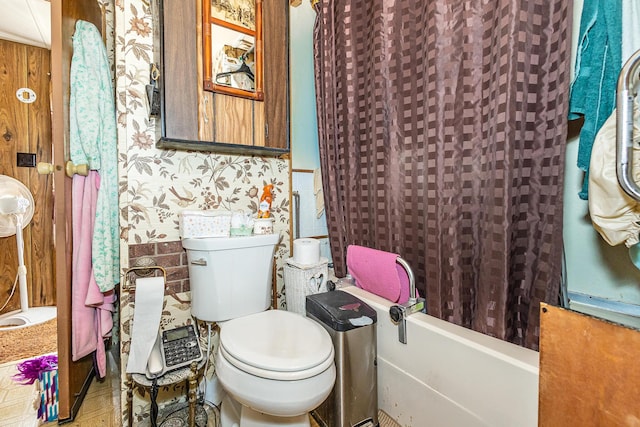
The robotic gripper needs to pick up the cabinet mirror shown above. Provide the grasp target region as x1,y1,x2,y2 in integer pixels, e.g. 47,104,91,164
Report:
157,0,288,155
203,0,263,100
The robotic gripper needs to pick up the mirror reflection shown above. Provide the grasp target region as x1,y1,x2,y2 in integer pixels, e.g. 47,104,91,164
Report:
210,0,255,29
203,0,263,100
211,27,255,91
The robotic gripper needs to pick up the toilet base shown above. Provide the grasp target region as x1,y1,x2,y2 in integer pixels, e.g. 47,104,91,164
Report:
220,394,311,427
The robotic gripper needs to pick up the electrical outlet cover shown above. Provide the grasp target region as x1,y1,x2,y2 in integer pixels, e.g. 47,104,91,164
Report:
16,153,36,168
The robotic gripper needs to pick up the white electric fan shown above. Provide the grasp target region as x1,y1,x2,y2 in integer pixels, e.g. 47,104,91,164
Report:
0,175,56,330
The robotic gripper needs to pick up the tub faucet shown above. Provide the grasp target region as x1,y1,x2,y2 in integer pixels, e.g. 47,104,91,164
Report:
389,257,425,344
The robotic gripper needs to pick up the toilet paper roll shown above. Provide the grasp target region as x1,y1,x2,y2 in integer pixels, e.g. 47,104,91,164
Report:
125,276,165,374
293,238,321,265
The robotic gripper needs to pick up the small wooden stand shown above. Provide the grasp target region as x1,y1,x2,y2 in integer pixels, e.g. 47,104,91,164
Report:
124,265,206,426
126,360,205,427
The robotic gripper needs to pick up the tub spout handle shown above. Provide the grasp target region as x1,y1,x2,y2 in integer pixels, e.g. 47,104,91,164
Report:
389,305,403,323
396,257,416,300
390,305,408,344
390,258,425,344
389,297,425,344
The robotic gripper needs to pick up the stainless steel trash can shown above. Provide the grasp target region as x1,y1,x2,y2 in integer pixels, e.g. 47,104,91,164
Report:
306,290,378,427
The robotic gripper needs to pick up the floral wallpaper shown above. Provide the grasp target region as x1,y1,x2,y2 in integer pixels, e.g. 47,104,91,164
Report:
112,0,291,424
113,0,290,244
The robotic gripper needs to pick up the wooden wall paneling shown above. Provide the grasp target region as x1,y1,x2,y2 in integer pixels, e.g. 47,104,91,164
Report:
161,0,199,141
0,40,29,314
196,0,260,147
51,0,103,421
539,303,640,425
200,91,215,141
195,0,214,142
254,99,265,147
26,45,55,307
263,0,289,150
213,94,254,146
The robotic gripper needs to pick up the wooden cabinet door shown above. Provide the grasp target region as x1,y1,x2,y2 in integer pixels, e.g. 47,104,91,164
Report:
539,304,640,425
50,0,103,421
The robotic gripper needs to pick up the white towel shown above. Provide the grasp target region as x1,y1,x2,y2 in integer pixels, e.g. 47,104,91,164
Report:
589,103,640,248
622,1,640,64
313,168,324,218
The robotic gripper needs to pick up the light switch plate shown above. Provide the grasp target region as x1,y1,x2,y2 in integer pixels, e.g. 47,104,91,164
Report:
17,152,36,168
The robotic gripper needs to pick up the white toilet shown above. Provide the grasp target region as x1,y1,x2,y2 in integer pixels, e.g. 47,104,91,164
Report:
182,234,336,427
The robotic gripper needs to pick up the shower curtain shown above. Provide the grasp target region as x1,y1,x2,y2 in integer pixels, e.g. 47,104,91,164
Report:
313,0,572,349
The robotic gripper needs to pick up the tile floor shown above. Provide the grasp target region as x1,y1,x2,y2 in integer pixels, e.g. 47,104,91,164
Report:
1,351,399,427
0,351,121,427
0,357,43,427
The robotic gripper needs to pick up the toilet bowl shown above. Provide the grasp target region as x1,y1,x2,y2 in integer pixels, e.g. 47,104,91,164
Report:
182,235,336,426
216,309,336,427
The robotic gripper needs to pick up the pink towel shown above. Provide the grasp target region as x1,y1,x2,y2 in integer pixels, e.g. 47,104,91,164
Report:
346,245,411,304
71,172,114,379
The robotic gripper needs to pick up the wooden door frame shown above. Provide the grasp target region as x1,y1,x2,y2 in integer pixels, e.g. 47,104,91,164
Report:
50,0,104,421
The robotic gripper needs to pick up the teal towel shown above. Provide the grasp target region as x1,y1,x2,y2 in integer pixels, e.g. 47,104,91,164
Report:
569,0,622,200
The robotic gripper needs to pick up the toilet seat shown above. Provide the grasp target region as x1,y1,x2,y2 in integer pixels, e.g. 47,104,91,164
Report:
220,343,334,381
219,309,334,381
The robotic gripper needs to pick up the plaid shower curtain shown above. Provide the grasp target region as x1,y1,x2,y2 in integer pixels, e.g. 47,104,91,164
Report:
313,0,572,349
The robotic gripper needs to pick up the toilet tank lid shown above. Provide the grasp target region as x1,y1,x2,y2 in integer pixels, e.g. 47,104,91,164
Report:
182,233,279,251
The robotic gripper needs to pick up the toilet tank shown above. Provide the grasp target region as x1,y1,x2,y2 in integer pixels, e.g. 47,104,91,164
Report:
182,234,279,322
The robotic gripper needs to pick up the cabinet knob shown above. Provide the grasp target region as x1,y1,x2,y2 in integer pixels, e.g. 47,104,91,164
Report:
65,161,89,178
36,162,55,175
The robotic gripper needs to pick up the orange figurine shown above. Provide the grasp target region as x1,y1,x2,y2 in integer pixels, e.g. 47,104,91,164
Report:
258,184,274,218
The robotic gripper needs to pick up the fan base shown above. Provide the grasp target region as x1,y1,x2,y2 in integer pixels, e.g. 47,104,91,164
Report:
0,306,56,331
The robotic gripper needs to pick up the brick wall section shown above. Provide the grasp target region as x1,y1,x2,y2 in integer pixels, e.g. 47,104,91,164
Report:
128,240,190,294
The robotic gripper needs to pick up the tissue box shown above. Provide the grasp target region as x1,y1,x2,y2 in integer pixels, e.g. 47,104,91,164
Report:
284,257,329,315
179,210,232,238
230,225,253,236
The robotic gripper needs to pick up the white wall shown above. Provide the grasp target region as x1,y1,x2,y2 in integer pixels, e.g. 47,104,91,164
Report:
290,0,320,171
289,1,331,262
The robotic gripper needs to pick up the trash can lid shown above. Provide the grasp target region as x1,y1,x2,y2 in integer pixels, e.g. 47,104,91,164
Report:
306,290,377,332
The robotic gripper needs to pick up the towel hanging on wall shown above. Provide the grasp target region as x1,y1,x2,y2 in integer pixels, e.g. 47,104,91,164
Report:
568,0,622,200
346,245,412,304
622,2,640,64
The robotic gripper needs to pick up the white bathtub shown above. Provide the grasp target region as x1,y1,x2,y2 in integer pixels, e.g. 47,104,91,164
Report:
342,286,539,427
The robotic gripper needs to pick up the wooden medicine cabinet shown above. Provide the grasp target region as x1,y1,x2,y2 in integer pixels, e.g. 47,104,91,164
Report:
155,0,289,156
